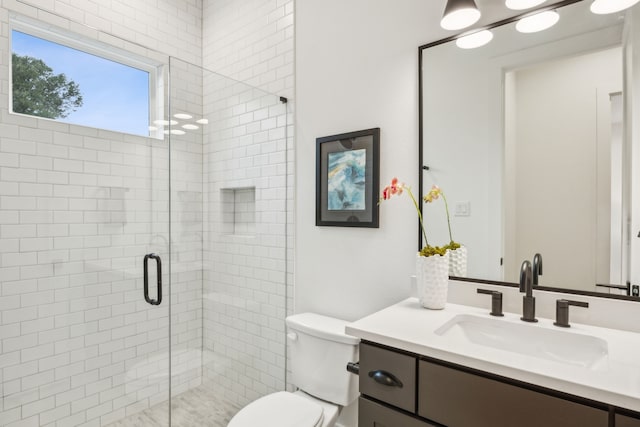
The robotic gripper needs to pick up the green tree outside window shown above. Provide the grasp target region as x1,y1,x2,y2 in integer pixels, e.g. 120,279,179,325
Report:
12,53,83,119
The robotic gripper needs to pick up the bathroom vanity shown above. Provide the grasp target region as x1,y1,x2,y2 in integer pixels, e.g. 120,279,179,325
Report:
346,298,640,427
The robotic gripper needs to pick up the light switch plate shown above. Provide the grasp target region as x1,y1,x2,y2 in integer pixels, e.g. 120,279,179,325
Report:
454,201,471,216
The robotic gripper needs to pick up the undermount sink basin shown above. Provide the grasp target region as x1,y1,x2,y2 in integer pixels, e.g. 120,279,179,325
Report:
434,314,608,369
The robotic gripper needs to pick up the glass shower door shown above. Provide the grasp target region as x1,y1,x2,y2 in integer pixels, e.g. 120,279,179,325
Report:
0,126,172,427
167,59,289,426
0,47,171,427
105,131,172,425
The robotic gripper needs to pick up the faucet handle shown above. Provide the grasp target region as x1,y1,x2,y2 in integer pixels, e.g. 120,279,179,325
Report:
519,260,532,294
554,299,589,328
477,289,504,317
532,253,543,286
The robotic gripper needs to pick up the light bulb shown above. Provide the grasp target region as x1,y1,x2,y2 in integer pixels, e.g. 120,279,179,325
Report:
441,0,481,30
456,30,494,49
441,8,481,30
591,0,640,14
516,10,559,33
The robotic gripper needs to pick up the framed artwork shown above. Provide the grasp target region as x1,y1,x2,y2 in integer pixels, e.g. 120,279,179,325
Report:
316,128,380,227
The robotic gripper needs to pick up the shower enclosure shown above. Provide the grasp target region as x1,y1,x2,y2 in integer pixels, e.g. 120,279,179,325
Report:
0,10,290,427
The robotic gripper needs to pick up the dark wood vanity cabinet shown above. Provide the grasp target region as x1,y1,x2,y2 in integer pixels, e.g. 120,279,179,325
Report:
418,360,607,427
357,342,636,427
359,398,436,427
617,413,640,427
358,341,417,413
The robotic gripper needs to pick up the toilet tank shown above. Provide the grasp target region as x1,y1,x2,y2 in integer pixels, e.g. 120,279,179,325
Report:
286,313,360,406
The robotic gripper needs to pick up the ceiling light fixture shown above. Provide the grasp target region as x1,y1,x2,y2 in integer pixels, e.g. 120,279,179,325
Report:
441,0,481,30
505,0,546,10
456,30,494,49
591,0,640,14
516,10,559,33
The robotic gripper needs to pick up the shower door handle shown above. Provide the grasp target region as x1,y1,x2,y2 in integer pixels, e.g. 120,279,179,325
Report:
143,253,162,305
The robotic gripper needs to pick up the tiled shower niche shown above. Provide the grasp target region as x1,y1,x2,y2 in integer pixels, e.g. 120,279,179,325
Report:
221,187,256,236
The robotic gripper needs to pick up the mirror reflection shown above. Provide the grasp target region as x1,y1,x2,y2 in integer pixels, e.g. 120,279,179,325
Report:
420,0,639,295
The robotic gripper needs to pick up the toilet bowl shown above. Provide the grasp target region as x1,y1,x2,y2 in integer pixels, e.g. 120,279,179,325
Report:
227,390,339,427
227,313,359,427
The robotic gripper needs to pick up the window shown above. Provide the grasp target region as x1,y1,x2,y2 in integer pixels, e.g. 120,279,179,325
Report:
10,15,164,138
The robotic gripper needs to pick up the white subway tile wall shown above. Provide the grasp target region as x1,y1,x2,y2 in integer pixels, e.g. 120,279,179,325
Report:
1,0,295,424
167,58,206,401
203,0,295,96
0,107,177,425
201,73,288,409
0,1,204,426
202,0,295,402
12,0,203,66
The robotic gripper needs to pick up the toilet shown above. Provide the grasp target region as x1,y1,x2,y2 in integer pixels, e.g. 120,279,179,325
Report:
228,313,360,427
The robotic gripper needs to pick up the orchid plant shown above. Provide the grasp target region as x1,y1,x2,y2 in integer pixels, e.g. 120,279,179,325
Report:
423,185,461,251
380,178,460,257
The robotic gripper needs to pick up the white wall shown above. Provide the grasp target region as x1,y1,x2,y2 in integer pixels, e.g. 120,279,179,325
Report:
295,0,436,321
624,8,640,289
506,48,622,290
422,40,501,281
610,93,624,285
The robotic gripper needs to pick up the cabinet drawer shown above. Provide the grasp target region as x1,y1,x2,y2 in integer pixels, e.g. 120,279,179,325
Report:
418,360,608,427
359,397,436,427
359,343,416,413
617,413,640,427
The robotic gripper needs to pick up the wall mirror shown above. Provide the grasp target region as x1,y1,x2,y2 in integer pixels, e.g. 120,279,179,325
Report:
419,0,640,296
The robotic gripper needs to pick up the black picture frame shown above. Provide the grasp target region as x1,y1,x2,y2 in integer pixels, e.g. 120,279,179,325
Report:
316,128,380,227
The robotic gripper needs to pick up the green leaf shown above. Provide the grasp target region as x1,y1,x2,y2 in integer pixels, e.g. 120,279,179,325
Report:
12,53,83,119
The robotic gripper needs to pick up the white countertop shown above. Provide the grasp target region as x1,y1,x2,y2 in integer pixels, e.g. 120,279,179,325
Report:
346,298,640,412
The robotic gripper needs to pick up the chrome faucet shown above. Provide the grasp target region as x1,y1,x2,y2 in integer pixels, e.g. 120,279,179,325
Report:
532,253,543,286
520,260,537,322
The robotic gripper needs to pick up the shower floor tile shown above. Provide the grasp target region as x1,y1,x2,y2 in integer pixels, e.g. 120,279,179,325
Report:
106,385,239,427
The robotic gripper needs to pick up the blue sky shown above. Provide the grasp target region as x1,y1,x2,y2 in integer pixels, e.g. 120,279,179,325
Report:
12,30,150,136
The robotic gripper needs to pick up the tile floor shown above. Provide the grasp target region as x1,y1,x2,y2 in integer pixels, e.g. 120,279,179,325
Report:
106,385,240,427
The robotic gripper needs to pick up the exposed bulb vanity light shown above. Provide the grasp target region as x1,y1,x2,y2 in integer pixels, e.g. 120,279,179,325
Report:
591,0,640,14
505,0,546,10
516,10,559,33
456,30,494,49
441,0,481,30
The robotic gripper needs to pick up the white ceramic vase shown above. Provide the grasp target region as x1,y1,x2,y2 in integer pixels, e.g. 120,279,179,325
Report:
415,251,450,310
448,245,468,277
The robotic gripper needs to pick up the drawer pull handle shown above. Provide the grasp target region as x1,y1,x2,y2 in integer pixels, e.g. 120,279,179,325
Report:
368,370,403,388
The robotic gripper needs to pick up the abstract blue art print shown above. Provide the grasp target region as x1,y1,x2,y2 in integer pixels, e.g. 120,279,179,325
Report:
327,149,366,211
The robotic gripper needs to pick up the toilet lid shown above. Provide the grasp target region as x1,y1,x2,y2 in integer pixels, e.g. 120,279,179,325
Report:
228,391,324,427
